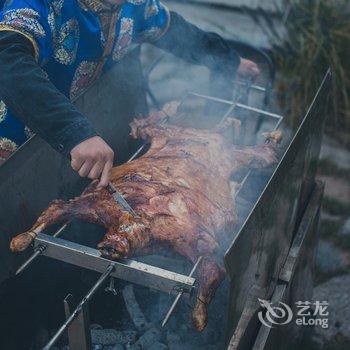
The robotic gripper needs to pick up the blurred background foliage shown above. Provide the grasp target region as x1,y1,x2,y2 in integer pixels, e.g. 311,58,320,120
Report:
270,0,350,147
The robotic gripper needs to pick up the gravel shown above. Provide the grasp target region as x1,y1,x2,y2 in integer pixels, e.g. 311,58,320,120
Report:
91,329,137,346
311,274,350,347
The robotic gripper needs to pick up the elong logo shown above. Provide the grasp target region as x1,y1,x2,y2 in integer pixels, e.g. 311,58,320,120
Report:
258,299,329,329
258,299,293,328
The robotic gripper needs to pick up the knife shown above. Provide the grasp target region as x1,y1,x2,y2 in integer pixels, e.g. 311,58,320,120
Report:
107,183,138,217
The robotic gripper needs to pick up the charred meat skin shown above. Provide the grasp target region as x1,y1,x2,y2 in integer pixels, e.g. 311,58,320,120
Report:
10,102,278,331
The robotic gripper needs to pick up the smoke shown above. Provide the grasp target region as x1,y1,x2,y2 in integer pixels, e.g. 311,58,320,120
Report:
127,3,288,349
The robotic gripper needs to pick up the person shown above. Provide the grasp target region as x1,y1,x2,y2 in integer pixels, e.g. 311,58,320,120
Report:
0,0,259,187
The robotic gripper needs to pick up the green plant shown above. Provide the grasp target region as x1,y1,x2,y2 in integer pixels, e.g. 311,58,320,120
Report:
271,0,350,146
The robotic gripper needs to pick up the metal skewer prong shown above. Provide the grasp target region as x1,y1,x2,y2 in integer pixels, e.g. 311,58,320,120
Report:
162,256,203,327
15,223,68,276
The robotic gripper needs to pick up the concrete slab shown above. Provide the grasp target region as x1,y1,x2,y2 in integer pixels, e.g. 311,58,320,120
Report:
164,0,284,48
173,0,283,13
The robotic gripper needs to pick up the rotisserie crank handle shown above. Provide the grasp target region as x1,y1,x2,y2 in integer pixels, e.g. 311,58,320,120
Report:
15,224,68,276
43,263,115,350
161,256,203,328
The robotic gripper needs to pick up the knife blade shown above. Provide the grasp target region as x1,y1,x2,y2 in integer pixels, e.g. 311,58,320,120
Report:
107,183,138,217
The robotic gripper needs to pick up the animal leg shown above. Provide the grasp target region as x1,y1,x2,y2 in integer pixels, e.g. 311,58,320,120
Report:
172,232,225,331
10,199,72,252
192,257,226,331
230,142,278,172
129,101,181,141
10,189,112,252
228,129,282,173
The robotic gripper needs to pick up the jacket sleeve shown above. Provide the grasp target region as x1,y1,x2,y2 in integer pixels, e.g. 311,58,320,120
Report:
0,30,98,156
153,11,241,76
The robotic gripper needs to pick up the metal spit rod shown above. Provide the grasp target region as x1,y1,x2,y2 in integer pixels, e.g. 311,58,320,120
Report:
44,264,115,350
15,224,68,276
233,81,266,92
235,110,284,197
162,256,203,327
188,92,284,120
218,80,252,126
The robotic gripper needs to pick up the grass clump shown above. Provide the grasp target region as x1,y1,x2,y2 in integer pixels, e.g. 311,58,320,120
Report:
271,0,350,146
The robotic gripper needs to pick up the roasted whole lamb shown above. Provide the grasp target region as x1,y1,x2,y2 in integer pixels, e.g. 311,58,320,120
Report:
10,102,280,331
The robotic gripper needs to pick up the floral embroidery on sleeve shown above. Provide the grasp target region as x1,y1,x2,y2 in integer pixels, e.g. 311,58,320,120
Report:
54,19,80,65
0,101,7,123
112,18,134,62
70,61,98,100
2,8,45,38
48,1,80,65
0,137,18,164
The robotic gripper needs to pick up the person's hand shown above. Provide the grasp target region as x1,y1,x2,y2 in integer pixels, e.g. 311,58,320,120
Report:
237,58,260,81
70,136,114,188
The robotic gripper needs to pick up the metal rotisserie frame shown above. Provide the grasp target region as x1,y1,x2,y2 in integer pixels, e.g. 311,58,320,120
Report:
18,73,284,349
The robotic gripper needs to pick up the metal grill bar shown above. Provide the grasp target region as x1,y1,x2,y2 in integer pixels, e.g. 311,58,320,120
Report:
188,92,283,120
15,223,68,275
161,256,203,327
35,233,195,294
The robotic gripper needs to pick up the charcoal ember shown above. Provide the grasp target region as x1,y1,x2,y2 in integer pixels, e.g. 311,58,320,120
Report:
129,328,161,350
91,329,137,345
123,285,152,331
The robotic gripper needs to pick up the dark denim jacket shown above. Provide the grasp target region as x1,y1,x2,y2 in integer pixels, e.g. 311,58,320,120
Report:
0,12,240,158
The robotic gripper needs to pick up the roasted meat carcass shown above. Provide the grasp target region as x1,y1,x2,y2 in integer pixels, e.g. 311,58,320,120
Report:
10,102,279,331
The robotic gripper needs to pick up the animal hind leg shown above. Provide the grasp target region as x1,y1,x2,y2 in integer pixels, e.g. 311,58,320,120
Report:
129,101,181,140
10,199,72,252
172,233,225,331
192,257,226,331
10,191,106,253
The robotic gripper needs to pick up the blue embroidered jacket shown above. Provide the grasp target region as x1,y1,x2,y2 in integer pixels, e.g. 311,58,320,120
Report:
0,0,170,157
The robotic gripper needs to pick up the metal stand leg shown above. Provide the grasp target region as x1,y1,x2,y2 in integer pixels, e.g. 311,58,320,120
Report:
64,294,92,350
44,264,115,349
